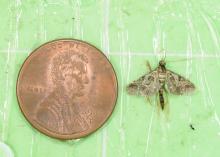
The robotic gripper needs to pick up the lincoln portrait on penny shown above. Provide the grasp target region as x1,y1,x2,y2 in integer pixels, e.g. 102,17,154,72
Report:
35,51,91,134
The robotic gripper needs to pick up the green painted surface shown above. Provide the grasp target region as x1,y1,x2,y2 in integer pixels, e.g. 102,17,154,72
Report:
0,0,220,157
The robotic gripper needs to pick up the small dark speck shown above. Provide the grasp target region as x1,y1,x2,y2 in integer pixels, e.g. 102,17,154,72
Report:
122,9,130,16
190,124,195,130
180,140,185,146
72,17,75,20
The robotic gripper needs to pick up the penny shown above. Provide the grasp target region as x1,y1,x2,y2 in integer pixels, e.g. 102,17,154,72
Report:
16,39,118,140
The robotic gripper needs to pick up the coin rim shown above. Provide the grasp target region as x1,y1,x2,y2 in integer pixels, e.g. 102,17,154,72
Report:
16,38,118,140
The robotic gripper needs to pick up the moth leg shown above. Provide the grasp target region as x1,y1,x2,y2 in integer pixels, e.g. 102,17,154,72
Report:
146,60,152,72
145,96,153,106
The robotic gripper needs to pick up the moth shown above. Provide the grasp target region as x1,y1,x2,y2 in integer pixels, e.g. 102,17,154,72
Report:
127,60,195,110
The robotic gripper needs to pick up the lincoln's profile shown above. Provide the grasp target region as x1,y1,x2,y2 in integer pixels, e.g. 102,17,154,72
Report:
35,51,90,134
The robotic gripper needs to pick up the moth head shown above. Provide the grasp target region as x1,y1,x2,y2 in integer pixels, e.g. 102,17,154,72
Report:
159,60,166,66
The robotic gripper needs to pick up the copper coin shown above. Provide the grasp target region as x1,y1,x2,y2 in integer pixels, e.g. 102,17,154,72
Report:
16,39,118,140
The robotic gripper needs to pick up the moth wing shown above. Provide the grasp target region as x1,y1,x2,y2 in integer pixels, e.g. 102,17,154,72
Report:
127,70,161,96
166,70,195,95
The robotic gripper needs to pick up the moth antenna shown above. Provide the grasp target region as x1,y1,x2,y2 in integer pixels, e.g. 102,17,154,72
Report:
146,60,152,71
166,57,194,63
163,49,166,61
159,48,166,62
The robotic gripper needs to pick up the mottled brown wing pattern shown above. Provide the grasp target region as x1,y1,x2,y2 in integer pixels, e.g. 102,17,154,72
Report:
126,71,161,96
166,70,195,95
